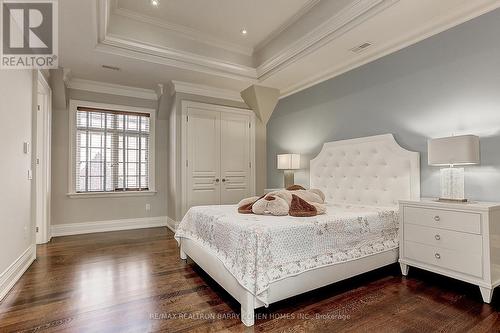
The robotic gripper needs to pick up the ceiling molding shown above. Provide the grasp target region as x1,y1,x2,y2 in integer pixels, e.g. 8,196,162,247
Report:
253,0,322,52
279,0,500,98
67,78,158,100
170,80,245,103
97,0,109,43
96,35,258,82
96,0,399,85
62,68,72,83
94,0,500,101
112,0,321,57
256,0,399,79
97,0,256,82
113,7,254,56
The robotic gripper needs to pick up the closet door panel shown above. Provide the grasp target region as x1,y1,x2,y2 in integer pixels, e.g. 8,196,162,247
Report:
220,113,251,204
186,108,221,209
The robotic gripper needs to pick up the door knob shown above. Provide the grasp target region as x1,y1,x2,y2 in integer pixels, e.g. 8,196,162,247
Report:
435,234,441,240
435,253,441,259
215,178,220,183
222,178,226,182
434,216,440,222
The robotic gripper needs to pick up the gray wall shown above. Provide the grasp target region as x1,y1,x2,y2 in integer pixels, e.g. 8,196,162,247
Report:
268,9,500,202
51,89,167,225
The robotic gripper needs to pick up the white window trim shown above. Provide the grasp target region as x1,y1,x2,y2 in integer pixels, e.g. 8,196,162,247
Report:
67,191,157,199
67,99,156,198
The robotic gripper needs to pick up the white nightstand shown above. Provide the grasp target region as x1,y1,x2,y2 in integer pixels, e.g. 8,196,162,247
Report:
399,198,500,303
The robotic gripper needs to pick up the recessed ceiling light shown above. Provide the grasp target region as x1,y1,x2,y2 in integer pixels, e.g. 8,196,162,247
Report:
240,28,248,36
151,0,160,7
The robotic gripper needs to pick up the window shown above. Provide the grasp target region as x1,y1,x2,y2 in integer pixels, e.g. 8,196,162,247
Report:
69,101,155,196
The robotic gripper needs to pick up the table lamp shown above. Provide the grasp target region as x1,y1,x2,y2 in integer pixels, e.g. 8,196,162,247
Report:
428,135,480,202
277,154,300,188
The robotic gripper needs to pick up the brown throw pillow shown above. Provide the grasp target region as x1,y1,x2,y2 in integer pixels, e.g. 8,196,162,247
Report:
289,194,317,217
286,184,306,191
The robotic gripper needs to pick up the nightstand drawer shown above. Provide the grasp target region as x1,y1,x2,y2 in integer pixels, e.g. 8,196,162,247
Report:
404,224,482,255
404,206,481,234
405,241,482,277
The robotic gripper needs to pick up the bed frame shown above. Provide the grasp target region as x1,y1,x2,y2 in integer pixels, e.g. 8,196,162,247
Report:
179,134,420,326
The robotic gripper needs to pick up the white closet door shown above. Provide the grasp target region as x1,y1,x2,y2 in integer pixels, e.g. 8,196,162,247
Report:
186,108,221,209
220,112,251,204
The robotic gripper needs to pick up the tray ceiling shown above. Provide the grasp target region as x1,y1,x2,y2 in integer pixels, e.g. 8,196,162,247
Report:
59,0,500,99
114,0,317,51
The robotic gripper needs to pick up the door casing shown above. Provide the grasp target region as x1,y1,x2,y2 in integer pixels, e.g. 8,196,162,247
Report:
35,71,52,244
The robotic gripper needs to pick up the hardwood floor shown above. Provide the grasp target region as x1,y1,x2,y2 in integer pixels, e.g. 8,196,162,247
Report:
0,227,499,333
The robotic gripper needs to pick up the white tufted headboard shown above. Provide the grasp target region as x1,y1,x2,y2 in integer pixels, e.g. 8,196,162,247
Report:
310,134,420,207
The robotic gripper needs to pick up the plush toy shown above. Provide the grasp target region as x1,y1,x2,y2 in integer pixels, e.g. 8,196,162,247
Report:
237,185,326,217
252,195,290,216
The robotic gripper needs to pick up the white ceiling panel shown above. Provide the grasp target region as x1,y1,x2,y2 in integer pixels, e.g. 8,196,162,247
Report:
115,0,316,48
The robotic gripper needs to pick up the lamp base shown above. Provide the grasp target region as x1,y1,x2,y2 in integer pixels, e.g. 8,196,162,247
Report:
284,170,295,189
440,167,465,201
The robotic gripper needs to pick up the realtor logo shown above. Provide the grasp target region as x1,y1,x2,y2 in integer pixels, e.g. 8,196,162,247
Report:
1,0,58,69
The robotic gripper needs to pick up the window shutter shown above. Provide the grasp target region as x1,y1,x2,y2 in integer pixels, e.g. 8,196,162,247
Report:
74,106,151,192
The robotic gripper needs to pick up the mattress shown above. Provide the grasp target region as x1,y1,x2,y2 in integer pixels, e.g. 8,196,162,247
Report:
174,203,399,304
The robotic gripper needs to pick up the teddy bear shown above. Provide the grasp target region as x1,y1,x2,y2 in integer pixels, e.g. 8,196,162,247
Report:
237,185,326,217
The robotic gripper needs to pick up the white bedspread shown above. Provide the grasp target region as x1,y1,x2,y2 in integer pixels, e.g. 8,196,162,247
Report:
174,203,399,304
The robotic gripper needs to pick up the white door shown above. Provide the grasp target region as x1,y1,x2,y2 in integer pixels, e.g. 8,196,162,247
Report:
220,113,251,204
186,107,221,209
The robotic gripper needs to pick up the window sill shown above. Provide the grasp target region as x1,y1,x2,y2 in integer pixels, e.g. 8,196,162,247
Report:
67,191,157,199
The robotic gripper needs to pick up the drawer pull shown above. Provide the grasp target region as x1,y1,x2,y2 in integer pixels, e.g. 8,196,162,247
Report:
435,234,441,240
434,215,440,222
435,253,441,259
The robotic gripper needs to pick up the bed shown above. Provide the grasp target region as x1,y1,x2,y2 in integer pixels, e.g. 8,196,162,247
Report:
175,134,420,326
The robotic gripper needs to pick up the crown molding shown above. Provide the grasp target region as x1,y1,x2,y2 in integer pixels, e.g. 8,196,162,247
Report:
97,0,109,43
96,0,395,84
67,78,158,100
96,0,500,101
113,0,320,57
62,68,72,83
254,0,322,52
256,0,399,80
96,35,258,82
279,0,500,98
170,80,244,103
96,0,256,82
113,7,254,56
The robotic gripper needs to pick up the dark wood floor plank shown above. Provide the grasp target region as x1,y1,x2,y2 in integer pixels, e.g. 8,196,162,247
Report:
0,227,499,333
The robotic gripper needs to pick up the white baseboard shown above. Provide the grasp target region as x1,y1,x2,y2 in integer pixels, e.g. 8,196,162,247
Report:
0,245,36,302
51,216,168,237
166,216,179,233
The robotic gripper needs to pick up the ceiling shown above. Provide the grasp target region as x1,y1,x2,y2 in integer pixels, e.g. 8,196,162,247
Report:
59,0,500,99
114,0,316,50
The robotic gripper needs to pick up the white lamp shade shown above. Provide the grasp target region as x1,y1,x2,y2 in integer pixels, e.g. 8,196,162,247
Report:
277,154,300,170
428,135,480,166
